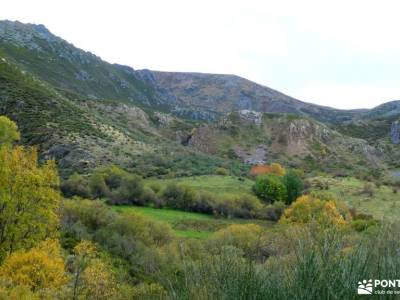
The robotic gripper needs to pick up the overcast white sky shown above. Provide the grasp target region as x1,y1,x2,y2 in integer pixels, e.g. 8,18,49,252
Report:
2,0,400,109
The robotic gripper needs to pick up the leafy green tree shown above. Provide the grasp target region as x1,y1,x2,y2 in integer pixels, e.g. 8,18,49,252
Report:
0,116,19,146
88,172,109,198
283,170,304,205
0,145,60,260
252,175,287,203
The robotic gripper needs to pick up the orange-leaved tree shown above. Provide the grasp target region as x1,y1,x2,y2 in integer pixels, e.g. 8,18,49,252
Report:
250,163,286,177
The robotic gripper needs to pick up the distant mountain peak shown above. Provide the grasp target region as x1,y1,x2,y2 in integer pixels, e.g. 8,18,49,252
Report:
0,20,56,48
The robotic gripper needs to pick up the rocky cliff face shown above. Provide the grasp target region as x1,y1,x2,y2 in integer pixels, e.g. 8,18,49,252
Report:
391,121,400,144
285,119,332,156
178,112,383,172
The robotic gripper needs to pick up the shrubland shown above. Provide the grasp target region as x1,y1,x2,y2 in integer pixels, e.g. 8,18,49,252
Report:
61,162,306,224
1,116,398,300
61,167,289,221
2,21,400,300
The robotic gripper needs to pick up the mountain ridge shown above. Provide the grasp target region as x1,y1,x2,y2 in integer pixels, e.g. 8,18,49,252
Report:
2,20,398,121
136,69,372,123
1,20,399,177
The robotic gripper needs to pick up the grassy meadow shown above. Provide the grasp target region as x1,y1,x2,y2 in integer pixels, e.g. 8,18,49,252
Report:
310,176,400,220
114,205,274,239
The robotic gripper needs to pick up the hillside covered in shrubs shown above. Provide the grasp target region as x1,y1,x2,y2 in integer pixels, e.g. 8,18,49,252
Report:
2,19,400,299
0,115,395,299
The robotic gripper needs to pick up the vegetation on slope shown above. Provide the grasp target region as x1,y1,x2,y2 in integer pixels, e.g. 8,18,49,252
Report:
308,176,400,221
0,20,158,106
3,19,400,299
0,53,101,143
2,20,399,181
0,116,399,300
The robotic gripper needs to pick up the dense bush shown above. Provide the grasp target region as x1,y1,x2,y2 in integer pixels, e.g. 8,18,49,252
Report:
160,185,265,219
252,174,288,203
62,162,293,221
61,198,116,239
350,219,378,232
283,170,304,204
140,187,158,206
95,212,173,261
256,201,286,221
206,224,271,261
189,192,215,214
349,209,378,232
109,174,144,204
0,239,68,299
88,172,109,199
279,195,351,226
63,166,146,205
0,117,141,299
215,167,229,175
162,183,196,210
214,195,262,219
60,198,173,274
61,173,91,198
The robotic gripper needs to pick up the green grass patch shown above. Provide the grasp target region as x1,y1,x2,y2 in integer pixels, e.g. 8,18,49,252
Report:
174,230,211,239
113,205,273,239
113,205,213,222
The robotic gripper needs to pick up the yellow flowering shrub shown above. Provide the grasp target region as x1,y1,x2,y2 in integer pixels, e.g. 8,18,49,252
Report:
279,195,349,226
0,239,67,297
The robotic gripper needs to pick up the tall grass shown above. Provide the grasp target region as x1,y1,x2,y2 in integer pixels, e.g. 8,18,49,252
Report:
159,223,400,300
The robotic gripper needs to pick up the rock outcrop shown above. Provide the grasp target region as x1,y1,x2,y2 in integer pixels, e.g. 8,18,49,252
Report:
391,121,400,144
